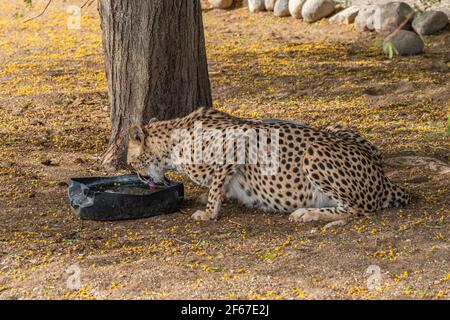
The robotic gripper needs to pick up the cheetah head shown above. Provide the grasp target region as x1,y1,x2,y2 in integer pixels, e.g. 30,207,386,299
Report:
127,119,171,185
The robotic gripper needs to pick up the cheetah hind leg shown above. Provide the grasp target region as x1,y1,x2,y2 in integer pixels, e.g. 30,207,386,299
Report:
289,206,351,229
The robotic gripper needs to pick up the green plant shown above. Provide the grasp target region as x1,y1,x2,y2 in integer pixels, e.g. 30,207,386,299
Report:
12,12,24,19
384,41,399,59
374,37,384,47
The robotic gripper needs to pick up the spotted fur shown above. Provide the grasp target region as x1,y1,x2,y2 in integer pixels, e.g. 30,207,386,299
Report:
127,108,410,223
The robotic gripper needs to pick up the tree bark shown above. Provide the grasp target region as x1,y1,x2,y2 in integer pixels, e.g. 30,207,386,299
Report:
98,0,212,170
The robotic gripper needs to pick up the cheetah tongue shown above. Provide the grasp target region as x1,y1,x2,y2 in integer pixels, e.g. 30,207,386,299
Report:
137,173,157,188
143,175,157,188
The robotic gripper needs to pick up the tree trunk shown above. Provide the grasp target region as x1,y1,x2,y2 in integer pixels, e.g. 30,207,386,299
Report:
98,0,212,170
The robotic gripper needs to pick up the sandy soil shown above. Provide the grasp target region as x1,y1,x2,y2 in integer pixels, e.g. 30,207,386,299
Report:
0,1,448,299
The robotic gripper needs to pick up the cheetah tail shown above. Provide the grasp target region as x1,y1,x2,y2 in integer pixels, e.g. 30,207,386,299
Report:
386,181,411,208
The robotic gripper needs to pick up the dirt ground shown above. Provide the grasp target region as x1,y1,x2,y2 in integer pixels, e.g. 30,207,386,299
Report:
0,1,449,300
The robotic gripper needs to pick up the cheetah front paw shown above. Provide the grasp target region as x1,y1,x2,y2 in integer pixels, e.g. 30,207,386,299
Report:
289,209,320,223
191,210,213,221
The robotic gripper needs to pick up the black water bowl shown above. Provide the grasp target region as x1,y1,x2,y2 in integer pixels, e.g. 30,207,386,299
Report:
68,174,184,221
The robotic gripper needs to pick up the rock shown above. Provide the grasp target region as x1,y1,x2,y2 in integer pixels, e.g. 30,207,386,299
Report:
329,5,359,24
412,10,448,35
248,0,265,12
383,30,424,56
373,2,414,35
302,0,336,23
274,0,290,17
354,5,378,31
265,0,276,11
208,0,234,9
289,0,307,19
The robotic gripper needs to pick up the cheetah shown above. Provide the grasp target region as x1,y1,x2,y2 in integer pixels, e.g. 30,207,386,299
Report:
127,108,409,224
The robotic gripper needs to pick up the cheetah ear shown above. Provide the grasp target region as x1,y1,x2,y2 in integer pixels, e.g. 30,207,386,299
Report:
128,124,145,145
148,117,158,123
